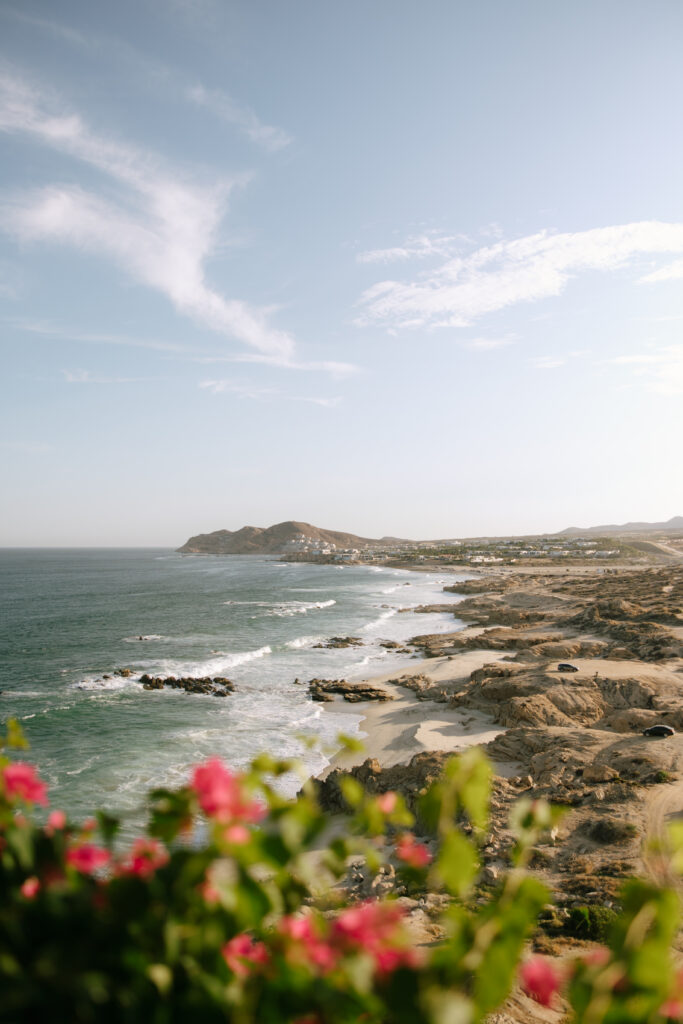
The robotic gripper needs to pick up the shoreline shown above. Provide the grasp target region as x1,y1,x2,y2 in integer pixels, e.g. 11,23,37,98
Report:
318,647,511,777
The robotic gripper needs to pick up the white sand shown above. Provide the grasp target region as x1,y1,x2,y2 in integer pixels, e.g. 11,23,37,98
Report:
320,650,508,776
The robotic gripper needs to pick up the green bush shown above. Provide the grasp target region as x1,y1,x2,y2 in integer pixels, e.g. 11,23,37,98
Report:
565,905,619,942
1,720,683,1023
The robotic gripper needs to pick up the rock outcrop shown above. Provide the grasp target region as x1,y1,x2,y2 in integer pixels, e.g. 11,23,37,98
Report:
138,674,235,696
307,679,395,703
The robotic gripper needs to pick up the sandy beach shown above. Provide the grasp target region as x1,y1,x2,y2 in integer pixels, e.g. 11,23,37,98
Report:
319,648,510,775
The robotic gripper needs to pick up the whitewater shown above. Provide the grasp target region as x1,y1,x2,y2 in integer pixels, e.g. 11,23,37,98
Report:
0,549,468,835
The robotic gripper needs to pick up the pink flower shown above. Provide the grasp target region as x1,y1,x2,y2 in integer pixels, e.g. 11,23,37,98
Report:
661,999,683,1019
395,833,432,869
2,763,48,806
223,823,250,845
581,946,610,968
333,900,418,974
376,792,397,814
47,809,67,830
279,915,338,973
66,843,110,874
520,956,563,1006
191,757,264,825
121,838,169,878
222,934,269,978
20,876,40,899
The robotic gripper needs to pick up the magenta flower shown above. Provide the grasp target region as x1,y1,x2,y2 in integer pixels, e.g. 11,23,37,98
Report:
20,876,40,899
279,914,339,973
191,757,264,825
121,838,169,878
2,763,48,806
66,843,110,874
376,791,398,814
333,900,419,974
222,934,269,977
520,956,563,1006
48,809,67,829
395,833,432,868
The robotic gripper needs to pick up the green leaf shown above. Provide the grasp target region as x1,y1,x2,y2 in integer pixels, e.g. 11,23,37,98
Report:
96,810,121,848
6,719,28,750
422,988,474,1024
437,830,479,897
453,748,491,831
339,776,364,809
147,963,173,995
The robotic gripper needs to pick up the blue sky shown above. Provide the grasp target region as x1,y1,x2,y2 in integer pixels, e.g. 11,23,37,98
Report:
1,0,682,545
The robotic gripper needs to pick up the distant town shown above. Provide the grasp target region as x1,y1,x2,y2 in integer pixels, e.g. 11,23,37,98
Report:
279,533,644,567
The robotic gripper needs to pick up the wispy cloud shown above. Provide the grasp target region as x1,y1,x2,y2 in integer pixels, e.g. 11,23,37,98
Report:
187,84,291,152
199,379,340,406
639,260,683,284
355,222,683,331
8,317,192,353
463,335,515,351
199,380,278,399
604,344,683,395
531,356,566,370
63,369,142,384
357,232,465,264
198,352,359,377
1,8,291,152
0,70,295,360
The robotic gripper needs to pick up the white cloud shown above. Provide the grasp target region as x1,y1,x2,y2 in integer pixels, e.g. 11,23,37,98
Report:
355,222,683,331
9,317,192,353
211,353,359,376
63,369,142,384
639,260,683,284
199,379,277,399
0,71,295,360
187,84,291,152
292,395,341,408
199,380,340,406
531,356,566,370
357,232,465,264
1,9,291,152
464,336,515,351
604,344,683,395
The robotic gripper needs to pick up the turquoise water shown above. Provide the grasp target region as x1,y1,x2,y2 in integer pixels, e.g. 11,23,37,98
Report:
0,549,466,833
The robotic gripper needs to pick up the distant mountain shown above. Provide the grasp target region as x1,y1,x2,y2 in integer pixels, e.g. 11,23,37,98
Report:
177,520,397,555
556,516,683,537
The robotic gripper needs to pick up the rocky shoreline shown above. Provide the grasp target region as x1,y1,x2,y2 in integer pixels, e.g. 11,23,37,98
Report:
311,561,683,1022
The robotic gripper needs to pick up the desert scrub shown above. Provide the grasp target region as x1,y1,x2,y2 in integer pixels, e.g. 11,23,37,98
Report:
565,905,619,942
583,817,638,845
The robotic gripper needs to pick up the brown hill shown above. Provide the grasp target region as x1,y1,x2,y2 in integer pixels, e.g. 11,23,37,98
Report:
177,521,395,555
557,516,683,537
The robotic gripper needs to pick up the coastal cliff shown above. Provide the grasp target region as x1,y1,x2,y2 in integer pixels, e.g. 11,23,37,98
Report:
177,520,396,555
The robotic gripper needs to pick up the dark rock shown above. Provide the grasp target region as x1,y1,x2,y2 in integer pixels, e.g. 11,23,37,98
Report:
312,637,364,649
138,674,235,696
307,678,395,703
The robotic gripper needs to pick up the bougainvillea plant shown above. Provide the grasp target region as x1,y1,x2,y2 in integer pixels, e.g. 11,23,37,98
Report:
1,718,682,1023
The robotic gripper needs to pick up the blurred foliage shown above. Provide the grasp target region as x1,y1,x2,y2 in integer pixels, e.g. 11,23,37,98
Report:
0,720,682,1022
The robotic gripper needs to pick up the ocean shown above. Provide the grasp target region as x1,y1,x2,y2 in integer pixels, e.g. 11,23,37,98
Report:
0,549,467,836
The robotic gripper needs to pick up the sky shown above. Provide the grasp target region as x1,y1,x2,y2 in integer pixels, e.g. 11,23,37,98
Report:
1,0,682,546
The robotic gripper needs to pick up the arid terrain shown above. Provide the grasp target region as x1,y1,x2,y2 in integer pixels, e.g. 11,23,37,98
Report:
314,561,683,1022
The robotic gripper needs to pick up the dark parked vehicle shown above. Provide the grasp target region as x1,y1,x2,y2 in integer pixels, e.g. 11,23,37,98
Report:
642,724,675,738
557,663,579,672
